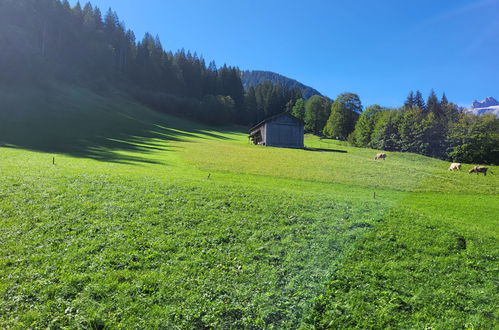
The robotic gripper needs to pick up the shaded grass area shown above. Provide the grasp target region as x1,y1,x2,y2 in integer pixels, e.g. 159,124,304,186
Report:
0,84,245,164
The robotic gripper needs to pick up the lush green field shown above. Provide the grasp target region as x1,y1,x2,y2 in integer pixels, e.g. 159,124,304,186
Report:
1,85,498,328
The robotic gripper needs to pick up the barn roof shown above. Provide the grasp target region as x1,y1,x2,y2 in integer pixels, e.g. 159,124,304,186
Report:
249,112,304,131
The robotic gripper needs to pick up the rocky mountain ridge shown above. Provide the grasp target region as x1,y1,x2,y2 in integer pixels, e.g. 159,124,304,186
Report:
472,97,499,109
468,96,499,117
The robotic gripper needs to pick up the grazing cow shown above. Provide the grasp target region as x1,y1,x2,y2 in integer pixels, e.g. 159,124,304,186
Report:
468,166,488,176
374,153,387,160
448,163,461,171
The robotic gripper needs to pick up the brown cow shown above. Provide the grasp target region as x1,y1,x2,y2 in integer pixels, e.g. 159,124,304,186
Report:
468,166,488,176
374,153,387,160
448,163,461,171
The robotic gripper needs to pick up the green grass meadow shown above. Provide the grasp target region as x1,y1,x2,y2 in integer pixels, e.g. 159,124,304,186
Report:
0,85,498,328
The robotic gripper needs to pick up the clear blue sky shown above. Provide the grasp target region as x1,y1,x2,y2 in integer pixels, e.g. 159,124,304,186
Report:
71,0,499,107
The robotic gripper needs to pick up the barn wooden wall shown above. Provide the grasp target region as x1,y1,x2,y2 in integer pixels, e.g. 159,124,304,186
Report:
265,115,304,148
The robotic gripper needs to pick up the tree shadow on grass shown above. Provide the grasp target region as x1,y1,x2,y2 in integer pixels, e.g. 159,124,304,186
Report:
0,110,247,165
304,147,348,153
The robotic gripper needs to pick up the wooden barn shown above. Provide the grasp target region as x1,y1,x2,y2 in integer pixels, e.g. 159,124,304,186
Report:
249,113,304,148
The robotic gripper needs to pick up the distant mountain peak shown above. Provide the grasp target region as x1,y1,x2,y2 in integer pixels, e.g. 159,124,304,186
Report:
241,70,323,99
467,96,499,117
472,97,499,109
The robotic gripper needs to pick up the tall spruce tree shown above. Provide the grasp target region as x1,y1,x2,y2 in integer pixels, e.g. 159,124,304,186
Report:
441,92,448,105
414,90,426,110
404,91,415,107
427,89,442,118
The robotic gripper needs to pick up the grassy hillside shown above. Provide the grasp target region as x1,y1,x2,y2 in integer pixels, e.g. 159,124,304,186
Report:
0,85,497,328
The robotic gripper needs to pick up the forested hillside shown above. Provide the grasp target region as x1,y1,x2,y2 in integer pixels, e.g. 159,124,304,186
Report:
1,0,497,164
241,70,322,99
0,0,301,126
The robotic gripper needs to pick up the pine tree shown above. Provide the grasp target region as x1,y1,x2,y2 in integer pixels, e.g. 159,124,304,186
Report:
73,1,84,26
404,91,415,107
104,8,119,33
62,0,71,11
415,90,426,110
441,92,448,105
93,7,103,29
427,89,438,111
427,89,443,118
82,3,95,30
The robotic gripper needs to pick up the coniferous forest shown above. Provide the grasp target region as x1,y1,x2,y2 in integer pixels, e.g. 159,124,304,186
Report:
241,70,322,99
0,0,302,126
1,0,498,164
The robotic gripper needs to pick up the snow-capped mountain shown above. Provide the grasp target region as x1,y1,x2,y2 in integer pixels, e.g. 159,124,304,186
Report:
472,97,499,108
468,97,499,117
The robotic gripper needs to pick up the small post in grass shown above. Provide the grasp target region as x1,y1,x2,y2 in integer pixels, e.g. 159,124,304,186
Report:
373,192,376,199
52,157,55,165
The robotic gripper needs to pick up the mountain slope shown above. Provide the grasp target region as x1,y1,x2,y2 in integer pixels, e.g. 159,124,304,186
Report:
241,70,322,99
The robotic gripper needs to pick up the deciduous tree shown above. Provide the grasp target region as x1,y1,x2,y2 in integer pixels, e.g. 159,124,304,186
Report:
323,93,362,139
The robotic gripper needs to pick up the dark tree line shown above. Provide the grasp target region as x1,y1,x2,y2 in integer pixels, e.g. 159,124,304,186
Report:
352,91,499,164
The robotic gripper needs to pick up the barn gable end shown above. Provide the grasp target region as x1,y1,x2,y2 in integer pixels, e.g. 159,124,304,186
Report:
249,113,304,148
